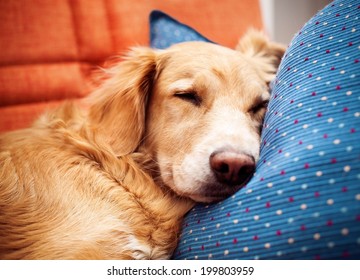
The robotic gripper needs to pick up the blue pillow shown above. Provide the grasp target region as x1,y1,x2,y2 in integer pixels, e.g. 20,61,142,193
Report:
150,10,213,49
150,2,360,260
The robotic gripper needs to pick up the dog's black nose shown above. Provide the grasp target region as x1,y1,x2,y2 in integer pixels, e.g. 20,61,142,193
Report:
210,151,255,186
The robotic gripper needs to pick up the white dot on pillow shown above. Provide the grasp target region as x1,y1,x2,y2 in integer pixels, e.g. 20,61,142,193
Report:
327,199,334,205
313,212,320,218
343,165,351,172
314,233,321,240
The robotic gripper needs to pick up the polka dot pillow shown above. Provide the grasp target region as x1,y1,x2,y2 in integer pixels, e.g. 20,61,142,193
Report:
150,0,360,260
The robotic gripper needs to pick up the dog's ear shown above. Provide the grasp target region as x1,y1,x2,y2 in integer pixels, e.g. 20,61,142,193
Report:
88,47,157,155
236,29,286,83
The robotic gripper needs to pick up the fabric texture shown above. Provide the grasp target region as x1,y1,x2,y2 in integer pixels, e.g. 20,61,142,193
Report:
0,0,262,133
149,1,360,260
150,10,213,49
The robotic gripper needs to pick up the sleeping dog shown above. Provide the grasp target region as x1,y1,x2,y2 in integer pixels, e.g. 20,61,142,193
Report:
0,30,284,259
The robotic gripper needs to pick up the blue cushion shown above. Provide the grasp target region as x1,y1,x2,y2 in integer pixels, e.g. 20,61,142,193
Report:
150,2,360,260
150,10,213,49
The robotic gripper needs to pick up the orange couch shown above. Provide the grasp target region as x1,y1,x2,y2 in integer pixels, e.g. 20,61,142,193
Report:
0,0,262,132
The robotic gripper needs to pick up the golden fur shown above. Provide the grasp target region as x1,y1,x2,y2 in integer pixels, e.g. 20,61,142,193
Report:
0,30,285,259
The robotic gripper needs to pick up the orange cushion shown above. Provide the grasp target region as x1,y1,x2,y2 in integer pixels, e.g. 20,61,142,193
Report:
0,101,63,133
0,63,94,107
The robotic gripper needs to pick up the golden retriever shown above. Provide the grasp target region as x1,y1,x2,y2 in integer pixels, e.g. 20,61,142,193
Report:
0,30,285,259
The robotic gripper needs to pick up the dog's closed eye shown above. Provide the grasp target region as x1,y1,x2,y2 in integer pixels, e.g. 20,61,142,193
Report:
174,91,202,106
249,99,269,114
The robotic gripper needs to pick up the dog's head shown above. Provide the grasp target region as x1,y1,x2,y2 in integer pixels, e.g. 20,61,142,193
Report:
89,30,285,202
